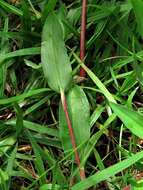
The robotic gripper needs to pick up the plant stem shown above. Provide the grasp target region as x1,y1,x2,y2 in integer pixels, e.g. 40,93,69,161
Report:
60,90,85,180
79,0,87,78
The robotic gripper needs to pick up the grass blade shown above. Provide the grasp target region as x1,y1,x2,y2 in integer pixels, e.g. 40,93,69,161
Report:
110,102,143,139
131,0,143,37
28,131,47,185
72,150,143,190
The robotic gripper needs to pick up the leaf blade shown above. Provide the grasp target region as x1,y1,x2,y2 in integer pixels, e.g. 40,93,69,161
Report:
72,150,143,190
59,85,90,159
110,102,143,139
41,13,72,92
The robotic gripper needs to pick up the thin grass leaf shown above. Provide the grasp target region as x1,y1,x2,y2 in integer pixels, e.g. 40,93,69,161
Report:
90,105,105,128
113,50,143,69
0,88,50,105
0,136,16,156
72,52,116,103
0,169,9,189
94,148,105,170
5,47,40,60
110,102,143,139
28,131,47,185
81,113,116,168
119,72,137,94
14,103,23,137
43,148,66,185
23,96,50,116
24,59,41,70
21,0,32,47
39,184,60,190
6,145,17,188
72,150,143,190
127,87,138,108
0,18,9,97
0,0,23,16
5,120,59,138
131,0,143,37
42,0,57,23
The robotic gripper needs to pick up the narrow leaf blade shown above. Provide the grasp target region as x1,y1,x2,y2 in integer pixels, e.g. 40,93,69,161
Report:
131,0,143,37
110,102,143,139
72,150,143,190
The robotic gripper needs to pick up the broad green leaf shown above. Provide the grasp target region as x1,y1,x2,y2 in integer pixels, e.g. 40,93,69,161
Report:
72,150,143,190
110,102,143,139
59,85,90,158
41,13,72,93
131,0,143,37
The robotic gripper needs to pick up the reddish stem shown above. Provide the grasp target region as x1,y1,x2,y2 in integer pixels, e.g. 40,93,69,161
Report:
79,0,87,78
122,185,131,190
60,91,85,180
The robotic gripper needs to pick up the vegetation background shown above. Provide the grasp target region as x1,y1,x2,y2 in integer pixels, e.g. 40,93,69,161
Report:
0,0,143,189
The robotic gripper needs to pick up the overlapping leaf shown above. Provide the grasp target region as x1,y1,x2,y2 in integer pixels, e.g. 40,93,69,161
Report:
59,85,90,158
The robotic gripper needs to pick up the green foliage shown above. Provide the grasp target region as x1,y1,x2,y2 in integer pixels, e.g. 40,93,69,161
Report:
59,85,90,159
0,0,143,189
41,13,72,93
131,0,143,37
110,102,143,139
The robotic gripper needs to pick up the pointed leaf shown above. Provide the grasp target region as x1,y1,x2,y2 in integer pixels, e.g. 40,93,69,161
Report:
131,0,143,37
0,18,9,98
41,13,72,93
28,131,46,185
72,150,143,190
0,136,16,156
110,102,143,138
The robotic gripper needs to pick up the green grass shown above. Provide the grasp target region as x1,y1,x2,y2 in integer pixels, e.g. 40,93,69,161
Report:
1,0,143,189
